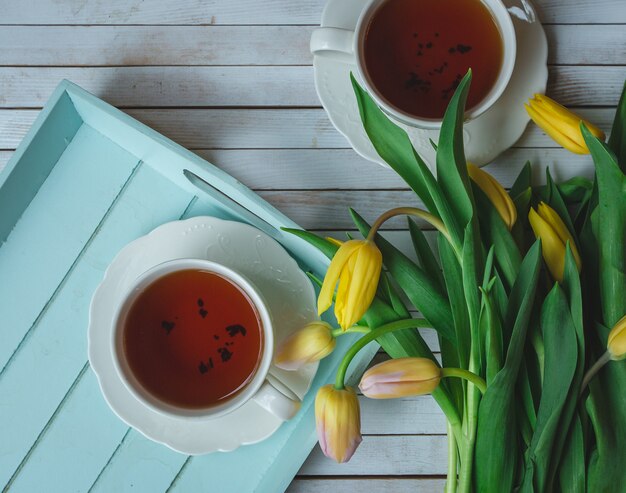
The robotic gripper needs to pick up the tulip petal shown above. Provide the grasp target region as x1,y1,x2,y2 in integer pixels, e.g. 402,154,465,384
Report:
334,253,357,329
315,385,362,463
525,103,588,154
274,321,336,370
608,315,626,360
529,207,566,281
341,241,382,330
359,358,441,399
537,202,582,270
468,164,517,229
318,240,362,315
534,94,605,141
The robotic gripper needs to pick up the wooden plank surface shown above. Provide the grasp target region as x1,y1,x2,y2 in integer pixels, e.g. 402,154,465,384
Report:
0,0,623,24
0,26,624,67
0,107,619,150
1,0,624,491
1,65,625,109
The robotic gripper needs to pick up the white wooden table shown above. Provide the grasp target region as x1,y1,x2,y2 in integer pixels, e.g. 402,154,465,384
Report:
0,1,624,491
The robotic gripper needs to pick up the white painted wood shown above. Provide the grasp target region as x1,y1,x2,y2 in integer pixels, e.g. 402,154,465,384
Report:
0,0,622,24
0,65,624,109
359,396,446,435
288,479,447,493
0,67,317,108
0,107,617,150
0,148,598,188
298,436,448,475
0,26,312,66
0,26,623,67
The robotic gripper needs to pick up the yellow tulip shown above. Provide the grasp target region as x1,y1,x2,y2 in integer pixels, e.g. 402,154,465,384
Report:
315,385,362,463
528,202,581,282
274,321,336,370
318,239,382,331
467,163,517,230
525,94,605,154
608,315,626,361
359,358,441,399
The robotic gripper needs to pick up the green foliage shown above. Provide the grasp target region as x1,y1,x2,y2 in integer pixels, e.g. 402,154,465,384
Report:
286,71,626,493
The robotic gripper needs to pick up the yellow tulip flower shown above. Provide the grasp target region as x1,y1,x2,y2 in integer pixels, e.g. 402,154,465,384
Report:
359,358,441,399
525,94,605,154
467,163,517,230
528,202,581,282
315,385,362,463
274,321,336,370
318,239,382,331
608,315,626,361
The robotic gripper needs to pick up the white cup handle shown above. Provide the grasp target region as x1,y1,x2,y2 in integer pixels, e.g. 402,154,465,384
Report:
252,377,301,421
310,27,356,63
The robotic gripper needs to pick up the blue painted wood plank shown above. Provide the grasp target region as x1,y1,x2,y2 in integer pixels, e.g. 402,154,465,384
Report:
0,124,137,372
0,90,82,244
0,163,193,490
6,369,129,493
89,432,187,493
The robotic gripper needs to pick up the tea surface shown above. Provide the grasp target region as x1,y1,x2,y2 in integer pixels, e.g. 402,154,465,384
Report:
123,269,263,409
363,0,503,119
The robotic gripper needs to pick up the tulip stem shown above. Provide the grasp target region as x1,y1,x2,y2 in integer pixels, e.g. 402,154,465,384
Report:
440,368,487,394
366,207,451,245
445,421,458,493
580,350,612,397
334,318,431,390
331,326,371,338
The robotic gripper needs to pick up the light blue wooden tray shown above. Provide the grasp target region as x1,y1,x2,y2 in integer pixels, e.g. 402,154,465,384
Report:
0,80,377,493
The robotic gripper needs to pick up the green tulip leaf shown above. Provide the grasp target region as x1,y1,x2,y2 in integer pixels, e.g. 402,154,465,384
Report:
582,123,626,327
350,73,437,213
520,283,578,493
474,239,542,493
608,80,626,171
439,235,470,369
408,217,445,291
472,182,522,289
436,70,475,230
510,161,532,199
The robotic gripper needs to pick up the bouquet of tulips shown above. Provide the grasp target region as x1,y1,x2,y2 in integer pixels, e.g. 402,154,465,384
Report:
275,70,626,493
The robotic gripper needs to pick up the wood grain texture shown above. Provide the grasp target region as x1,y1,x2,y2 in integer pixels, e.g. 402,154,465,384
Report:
0,107,617,150
0,65,625,109
288,479,447,493
0,25,623,67
0,148,600,188
0,0,623,24
298,436,448,476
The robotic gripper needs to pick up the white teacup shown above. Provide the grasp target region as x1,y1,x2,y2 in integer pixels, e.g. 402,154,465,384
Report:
310,0,517,129
111,258,301,421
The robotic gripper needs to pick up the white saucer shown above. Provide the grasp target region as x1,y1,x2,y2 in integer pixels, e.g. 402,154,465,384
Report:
88,216,318,455
313,0,548,168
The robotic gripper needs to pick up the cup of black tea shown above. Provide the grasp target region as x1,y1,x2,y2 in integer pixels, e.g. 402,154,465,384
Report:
111,258,301,420
311,0,516,129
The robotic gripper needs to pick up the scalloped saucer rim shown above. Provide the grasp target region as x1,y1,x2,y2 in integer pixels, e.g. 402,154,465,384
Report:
88,216,318,455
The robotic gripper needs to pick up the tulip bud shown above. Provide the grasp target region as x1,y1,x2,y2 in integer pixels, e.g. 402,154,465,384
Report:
315,385,362,463
318,239,383,331
525,94,605,154
274,321,336,370
608,315,626,361
359,357,441,399
467,163,517,230
528,202,581,282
